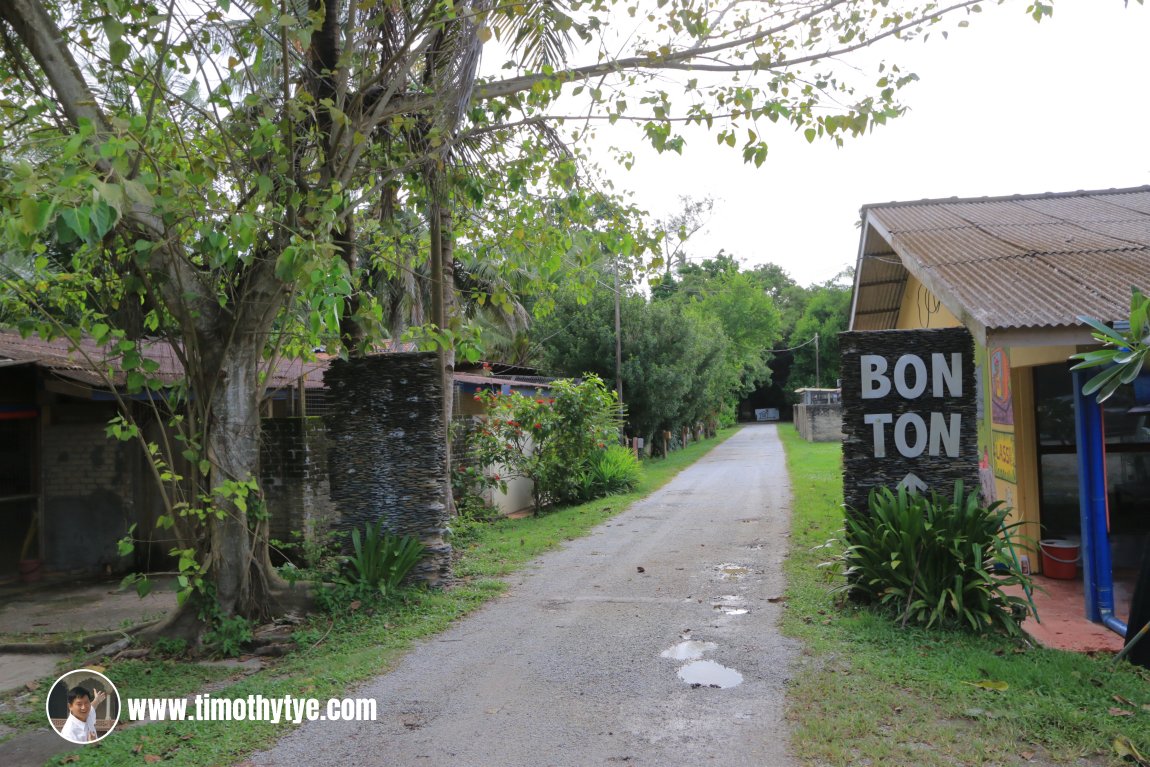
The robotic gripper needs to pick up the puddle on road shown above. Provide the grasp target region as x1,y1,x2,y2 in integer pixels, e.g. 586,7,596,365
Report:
677,660,744,689
715,563,751,579
660,640,717,661
713,606,749,615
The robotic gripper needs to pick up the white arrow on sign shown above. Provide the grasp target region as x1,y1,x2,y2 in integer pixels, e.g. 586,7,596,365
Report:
897,473,928,494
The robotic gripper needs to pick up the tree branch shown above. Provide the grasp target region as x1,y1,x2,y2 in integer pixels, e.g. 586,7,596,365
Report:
0,0,222,338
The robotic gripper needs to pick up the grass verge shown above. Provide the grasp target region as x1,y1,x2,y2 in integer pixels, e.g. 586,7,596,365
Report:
0,428,737,766
778,424,1150,767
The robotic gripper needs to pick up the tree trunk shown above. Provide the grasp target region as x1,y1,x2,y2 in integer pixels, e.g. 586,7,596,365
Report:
430,194,456,516
204,338,265,618
1124,536,1150,668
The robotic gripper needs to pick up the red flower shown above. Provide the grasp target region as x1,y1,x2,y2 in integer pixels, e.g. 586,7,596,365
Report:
533,423,542,429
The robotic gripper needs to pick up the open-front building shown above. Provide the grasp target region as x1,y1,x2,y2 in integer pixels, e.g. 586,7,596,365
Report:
848,186,1150,639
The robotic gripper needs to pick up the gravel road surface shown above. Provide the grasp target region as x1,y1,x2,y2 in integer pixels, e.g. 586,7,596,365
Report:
251,423,799,767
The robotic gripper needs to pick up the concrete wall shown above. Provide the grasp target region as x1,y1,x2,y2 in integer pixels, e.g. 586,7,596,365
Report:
793,403,843,442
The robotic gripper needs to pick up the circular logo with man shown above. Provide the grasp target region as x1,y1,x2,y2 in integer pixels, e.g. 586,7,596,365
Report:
46,668,121,744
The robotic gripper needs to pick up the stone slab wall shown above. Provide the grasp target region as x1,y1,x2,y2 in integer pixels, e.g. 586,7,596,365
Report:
323,353,450,585
840,327,978,517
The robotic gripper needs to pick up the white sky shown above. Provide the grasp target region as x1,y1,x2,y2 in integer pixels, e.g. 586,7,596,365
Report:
583,0,1150,287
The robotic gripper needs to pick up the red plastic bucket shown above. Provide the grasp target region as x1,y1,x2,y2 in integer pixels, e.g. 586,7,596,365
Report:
1039,539,1080,580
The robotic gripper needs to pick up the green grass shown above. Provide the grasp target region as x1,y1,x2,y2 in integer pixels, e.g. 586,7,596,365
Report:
778,425,1150,767
0,428,736,767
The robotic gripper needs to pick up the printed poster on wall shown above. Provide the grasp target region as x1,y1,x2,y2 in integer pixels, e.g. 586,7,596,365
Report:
991,430,1017,483
990,347,1014,426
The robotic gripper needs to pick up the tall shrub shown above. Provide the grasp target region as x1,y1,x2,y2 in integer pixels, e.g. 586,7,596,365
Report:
470,374,622,513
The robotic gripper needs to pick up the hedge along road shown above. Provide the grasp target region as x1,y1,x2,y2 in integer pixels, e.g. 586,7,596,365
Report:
251,423,799,767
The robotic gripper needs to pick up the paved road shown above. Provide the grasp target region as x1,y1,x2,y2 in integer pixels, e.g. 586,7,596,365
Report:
251,424,799,767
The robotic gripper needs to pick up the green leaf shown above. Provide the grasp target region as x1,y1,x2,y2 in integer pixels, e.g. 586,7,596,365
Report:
109,39,131,66
59,207,91,242
1081,364,1124,398
89,201,117,238
1076,315,1128,345
19,198,53,233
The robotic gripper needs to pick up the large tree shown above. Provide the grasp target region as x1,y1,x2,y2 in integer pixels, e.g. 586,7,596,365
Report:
788,271,853,389
0,0,1038,629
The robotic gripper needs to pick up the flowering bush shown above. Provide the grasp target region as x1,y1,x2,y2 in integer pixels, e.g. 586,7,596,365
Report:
468,374,622,513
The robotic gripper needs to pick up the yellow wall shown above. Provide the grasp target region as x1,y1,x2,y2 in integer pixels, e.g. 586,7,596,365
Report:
991,365,1041,571
895,273,961,330
1007,345,1078,368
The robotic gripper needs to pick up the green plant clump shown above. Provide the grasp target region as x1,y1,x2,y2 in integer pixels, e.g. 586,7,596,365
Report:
347,521,425,597
203,614,253,658
832,481,1034,635
584,444,643,498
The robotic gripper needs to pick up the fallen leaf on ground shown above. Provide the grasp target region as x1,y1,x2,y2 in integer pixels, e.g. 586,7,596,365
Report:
1110,707,1135,717
143,756,163,763
963,680,1009,691
1114,736,1149,766
636,566,645,573
1115,694,1136,707
1020,750,1036,760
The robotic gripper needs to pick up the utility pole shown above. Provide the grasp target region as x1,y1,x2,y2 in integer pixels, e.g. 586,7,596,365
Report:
815,332,820,389
614,252,624,412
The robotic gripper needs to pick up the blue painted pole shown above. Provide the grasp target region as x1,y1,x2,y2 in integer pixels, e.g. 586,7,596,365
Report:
1073,370,1101,622
1072,370,1126,635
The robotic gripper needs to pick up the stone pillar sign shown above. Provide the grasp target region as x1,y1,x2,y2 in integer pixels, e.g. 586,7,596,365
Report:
839,327,978,515
323,352,451,586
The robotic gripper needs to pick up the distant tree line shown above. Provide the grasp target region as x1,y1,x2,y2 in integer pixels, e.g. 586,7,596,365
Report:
527,251,851,446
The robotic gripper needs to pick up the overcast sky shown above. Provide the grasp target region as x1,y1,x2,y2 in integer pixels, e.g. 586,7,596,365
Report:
586,0,1150,287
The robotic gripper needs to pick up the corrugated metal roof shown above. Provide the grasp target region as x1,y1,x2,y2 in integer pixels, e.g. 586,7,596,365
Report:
0,330,329,391
854,186,1150,336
